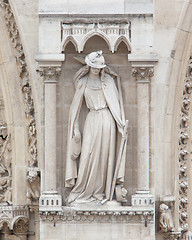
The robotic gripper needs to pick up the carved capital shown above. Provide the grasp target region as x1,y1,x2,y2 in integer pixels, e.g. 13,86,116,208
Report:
38,67,62,83
132,67,154,83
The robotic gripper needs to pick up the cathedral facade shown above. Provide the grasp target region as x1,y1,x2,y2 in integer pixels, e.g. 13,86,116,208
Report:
0,0,192,239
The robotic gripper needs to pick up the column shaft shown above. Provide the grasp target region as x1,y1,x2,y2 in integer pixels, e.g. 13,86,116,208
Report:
137,82,149,191
44,81,57,191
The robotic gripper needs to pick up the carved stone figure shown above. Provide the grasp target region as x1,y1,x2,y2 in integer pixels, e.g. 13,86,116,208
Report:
26,168,40,204
159,203,174,233
65,51,128,204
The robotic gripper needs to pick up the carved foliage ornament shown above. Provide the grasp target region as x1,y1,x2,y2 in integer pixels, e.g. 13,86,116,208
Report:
37,67,62,83
0,0,38,168
132,67,154,82
178,59,192,231
0,120,12,204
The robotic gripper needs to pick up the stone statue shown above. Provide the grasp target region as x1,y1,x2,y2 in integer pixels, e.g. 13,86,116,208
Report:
26,168,40,204
159,203,174,233
65,51,128,204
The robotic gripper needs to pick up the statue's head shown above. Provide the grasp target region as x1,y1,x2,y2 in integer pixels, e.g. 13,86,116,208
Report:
159,203,169,212
85,50,106,69
27,170,38,183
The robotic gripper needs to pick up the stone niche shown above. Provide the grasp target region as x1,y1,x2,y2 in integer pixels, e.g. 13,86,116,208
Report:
38,16,156,240
56,35,137,202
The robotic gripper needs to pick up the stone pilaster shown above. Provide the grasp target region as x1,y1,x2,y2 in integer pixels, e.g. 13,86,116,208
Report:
132,66,153,192
128,54,158,206
39,67,61,192
36,54,65,212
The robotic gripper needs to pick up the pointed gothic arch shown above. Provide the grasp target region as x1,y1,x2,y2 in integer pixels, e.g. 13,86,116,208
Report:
162,0,192,232
114,36,131,52
62,36,78,52
80,30,112,53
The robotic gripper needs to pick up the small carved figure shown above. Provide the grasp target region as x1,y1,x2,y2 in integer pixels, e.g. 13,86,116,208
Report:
179,149,189,162
65,51,128,204
180,114,188,128
179,131,189,145
184,79,192,94
180,212,188,223
159,203,174,233
179,181,188,195
26,169,40,204
181,97,190,114
180,198,188,207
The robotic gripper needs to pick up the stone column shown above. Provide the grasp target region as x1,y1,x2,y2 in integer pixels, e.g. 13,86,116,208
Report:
128,54,158,206
36,54,64,212
40,67,61,192
133,66,153,192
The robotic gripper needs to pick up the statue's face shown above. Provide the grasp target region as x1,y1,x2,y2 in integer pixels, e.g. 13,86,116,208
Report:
90,67,100,76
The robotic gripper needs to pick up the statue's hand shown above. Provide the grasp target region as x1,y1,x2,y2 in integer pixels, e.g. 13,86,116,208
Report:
120,120,129,139
74,128,81,143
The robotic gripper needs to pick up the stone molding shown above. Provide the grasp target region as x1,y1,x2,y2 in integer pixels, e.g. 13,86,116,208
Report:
39,206,154,224
0,0,38,169
61,18,131,53
178,59,192,231
0,205,29,232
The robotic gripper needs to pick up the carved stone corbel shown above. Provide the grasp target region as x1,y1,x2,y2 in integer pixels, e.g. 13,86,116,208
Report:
26,167,40,205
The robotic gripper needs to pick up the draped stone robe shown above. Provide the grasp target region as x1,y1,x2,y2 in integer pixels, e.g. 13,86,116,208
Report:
65,73,127,203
